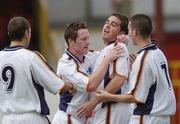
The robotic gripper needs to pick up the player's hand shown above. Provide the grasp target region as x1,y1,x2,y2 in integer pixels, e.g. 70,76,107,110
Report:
96,90,111,102
116,34,129,45
69,83,77,95
76,98,99,118
129,53,136,70
105,44,124,62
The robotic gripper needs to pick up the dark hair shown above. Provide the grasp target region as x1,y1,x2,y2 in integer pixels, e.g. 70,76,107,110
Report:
111,13,129,35
8,16,30,41
64,21,87,46
130,14,152,38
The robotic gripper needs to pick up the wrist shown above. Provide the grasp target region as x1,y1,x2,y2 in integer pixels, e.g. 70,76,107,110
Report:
94,96,101,104
103,56,111,64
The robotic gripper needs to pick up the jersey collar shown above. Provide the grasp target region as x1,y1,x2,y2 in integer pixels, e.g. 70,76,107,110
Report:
107,41,115,46
3,45,24,51
66,49,84,64
137,41,157,54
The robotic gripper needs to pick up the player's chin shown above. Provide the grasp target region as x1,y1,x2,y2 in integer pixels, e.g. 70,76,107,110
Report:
83,48,89,54
102,35,112,42
83,47,89,54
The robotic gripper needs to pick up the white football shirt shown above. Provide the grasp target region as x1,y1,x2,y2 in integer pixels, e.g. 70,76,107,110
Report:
94,42,129,92
57,50,98,115
129,42,176,115
0,46,65,115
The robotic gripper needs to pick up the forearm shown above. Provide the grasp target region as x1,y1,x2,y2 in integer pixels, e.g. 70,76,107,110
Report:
87,59,109,92
60,82,73,92
108,94,136,103
76,96,100,117
104,75,125,93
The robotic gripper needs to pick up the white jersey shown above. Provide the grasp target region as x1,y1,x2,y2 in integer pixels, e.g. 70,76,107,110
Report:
128,42,176,116
0,46,65,115
56,50,97,119
91,42,132,124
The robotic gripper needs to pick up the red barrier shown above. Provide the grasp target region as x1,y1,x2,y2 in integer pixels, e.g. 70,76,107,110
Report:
169,61,180,124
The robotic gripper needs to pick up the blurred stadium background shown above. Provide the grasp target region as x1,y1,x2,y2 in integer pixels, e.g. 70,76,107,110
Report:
0,0,180,123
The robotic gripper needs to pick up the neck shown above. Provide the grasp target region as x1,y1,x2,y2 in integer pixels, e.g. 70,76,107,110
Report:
10,40,25,47
137,37,151,49
103,40,109,46
103,40,115,47
68,48,84,62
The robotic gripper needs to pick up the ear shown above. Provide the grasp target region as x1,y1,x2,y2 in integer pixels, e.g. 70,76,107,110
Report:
24,30,29,39
132,28,137,36
67,38,74,46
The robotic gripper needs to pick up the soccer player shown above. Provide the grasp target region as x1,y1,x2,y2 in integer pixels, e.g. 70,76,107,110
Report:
96,14,176,124
77,13,132,124
0,16,75,124
52,22,122,124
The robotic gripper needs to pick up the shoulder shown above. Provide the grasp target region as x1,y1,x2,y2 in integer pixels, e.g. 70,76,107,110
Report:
20,49,49,65
147,48,166,63
117,42,128,51
22,49,41,56
88,50,100,55
19,49,37,58
58,53,70,61
28,50,47,61
117,43,129,56
58,53,73,64
84,50,99,61
136,50,155,68
57,53,76,69
105,42,127,50
86,50,98,57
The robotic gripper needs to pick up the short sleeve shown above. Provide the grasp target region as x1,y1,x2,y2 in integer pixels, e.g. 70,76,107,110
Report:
109,43,129,78
57,60,89,92
31,52,65,94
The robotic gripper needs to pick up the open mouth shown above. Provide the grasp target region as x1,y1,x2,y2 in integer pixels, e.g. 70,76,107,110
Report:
104,29,110,33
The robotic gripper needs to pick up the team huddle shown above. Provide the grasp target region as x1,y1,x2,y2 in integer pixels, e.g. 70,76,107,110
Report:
0,13,176,124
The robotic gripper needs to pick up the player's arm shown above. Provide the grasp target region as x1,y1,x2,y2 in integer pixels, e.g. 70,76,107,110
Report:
96,90,136,103
87,44,123,92
57,60,89,92
59,44,123,92
83,44,128,107
104,43,129,93
77,75,126,118
31,52,74,94
104,74,126,93
97,53,154,104
60,81,75,93
77,45,128,117
77,97,100,118
78,72,127,117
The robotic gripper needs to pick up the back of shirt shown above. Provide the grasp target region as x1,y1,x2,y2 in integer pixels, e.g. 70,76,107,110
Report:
129,45,176,116
0,46,64,115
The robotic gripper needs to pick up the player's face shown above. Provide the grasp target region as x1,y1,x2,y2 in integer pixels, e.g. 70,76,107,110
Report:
102,16,121,43
74,29,90,55
128,22,137,45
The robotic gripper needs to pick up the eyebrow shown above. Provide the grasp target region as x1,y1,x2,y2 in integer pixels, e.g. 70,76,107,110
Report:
106,19,119,25
106,19,109,22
